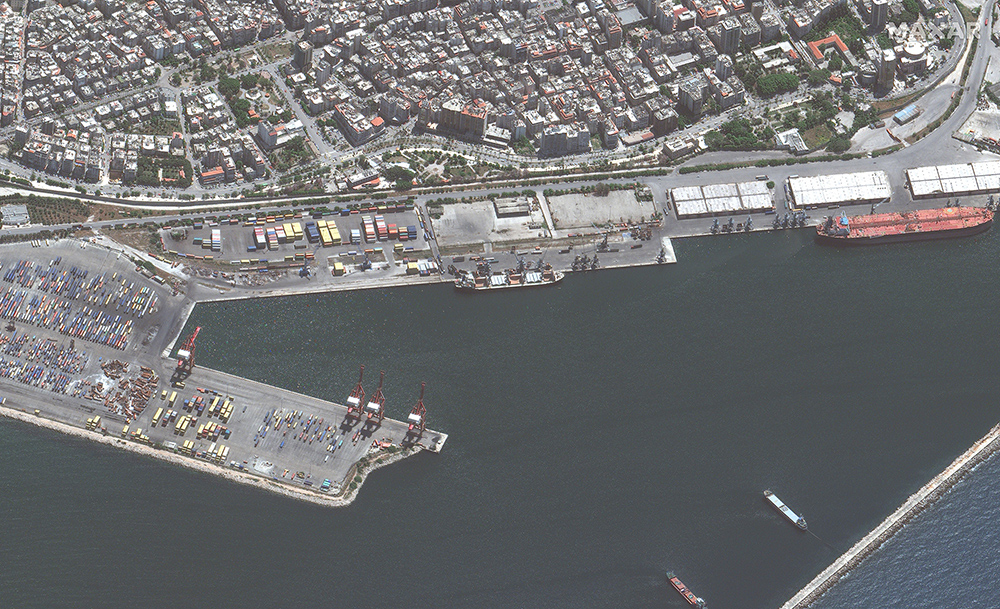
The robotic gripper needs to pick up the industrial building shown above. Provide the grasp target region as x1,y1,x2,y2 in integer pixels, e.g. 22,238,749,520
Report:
786,171,892,209
671,181,774,219
907,161,1000,198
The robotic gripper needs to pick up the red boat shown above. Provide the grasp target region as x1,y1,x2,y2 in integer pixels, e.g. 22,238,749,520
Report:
666,572,705,607
816,206,993,245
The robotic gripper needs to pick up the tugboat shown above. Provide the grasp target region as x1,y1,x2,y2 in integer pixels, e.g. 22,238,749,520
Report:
666,572,706,607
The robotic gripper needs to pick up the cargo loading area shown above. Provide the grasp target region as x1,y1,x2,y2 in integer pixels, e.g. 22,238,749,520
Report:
906,161,1000,199
160,205,438,279
786,171,892,209
0,241,446,501
125,364,446,495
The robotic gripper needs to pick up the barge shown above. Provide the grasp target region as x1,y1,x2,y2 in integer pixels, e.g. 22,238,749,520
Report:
764,490,807,530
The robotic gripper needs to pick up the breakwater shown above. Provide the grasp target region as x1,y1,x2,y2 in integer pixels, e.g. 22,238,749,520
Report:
780,420,1000,609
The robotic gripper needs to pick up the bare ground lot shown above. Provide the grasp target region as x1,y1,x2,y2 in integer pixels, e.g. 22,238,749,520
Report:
432,201,547,247
547,190,656,229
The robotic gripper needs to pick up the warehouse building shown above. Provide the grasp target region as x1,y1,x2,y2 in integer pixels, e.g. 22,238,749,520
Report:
786,171,891,209
907,161,1000,198
671,181,774,219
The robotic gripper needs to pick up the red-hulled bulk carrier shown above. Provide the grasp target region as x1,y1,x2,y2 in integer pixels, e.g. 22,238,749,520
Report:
666,572,706,607
816,206,993,245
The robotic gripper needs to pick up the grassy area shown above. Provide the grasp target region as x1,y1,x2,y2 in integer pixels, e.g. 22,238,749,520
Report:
872,88,925,114
801,124,832,149
268,137,315,172
804,5,865,49
956,1,979,23
259,41,293,62
0,194,91,225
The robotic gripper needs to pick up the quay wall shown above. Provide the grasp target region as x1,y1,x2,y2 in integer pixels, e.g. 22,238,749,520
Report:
780,421,1000,609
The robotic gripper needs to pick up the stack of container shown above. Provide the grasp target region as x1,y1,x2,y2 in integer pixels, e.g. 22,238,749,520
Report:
362,217,376,243
211,229,221,252
305,222,320,243
266,227,278,250
275,224,287,244
375,215,388,240
406,225,418,241
253,227,266,251
350,229,361,244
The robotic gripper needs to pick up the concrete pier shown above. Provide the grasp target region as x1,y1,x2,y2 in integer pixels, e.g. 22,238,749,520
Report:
780,421,1000,609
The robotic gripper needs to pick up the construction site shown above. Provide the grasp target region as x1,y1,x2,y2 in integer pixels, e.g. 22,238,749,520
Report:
0,239,446,504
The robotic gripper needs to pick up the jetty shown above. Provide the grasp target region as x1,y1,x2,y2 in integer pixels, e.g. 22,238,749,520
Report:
780,421,1000,609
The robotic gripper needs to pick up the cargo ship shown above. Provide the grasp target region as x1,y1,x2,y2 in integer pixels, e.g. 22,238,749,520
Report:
454,260,563,291
763,490,807,530
666,572,706,608
816,206,993,245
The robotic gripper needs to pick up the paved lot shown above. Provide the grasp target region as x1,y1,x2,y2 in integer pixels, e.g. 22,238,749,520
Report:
547,190,656,230
433,200,548,248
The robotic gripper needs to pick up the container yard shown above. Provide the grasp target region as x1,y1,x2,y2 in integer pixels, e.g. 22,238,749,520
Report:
0,238,447,506
161,206,432,276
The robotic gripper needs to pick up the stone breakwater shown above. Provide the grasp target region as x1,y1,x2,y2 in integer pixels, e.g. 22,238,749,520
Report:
780,422,1000,609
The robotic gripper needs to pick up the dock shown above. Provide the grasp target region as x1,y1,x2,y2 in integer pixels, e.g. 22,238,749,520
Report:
780,421,1000,609
0,241,447,506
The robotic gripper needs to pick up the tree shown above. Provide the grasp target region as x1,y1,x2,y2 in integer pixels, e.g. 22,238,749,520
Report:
218,75,241,98
828,54,843,72
241,73,259,90
169,73,182,87
807,69,831,86
756,73,799,97
826,137,851,153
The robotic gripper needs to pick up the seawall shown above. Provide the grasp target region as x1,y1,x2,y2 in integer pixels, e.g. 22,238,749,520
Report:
780,421,1000,609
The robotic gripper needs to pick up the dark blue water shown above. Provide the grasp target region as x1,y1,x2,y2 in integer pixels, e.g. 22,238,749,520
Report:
3,229,1000,609
812,452,1000,609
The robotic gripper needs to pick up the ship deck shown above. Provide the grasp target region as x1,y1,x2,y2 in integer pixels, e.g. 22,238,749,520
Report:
829,207,992,239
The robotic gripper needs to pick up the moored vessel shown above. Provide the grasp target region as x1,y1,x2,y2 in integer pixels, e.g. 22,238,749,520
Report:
763,490,807,530
454,259,563,291
816,206,993,245
666,571,706,607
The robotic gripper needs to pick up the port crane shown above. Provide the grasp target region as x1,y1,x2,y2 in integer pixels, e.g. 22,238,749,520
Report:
364,370,386,426
345,365,366,420
175,326,201,378
406,382,427,437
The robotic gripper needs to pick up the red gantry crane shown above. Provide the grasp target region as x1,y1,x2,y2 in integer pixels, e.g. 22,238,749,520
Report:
364,370,386,425
406,382,427,436
345,365,366,419
175,326,201,376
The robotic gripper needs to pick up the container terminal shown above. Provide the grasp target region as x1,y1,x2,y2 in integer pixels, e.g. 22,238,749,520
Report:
0,240,446,504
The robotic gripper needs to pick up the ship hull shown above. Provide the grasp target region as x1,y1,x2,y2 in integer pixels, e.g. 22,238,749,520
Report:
816,213,992,246
454,272,565,291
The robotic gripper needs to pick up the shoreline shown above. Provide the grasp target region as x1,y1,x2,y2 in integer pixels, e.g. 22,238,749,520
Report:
780,420,1000,609
0,403,422,508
